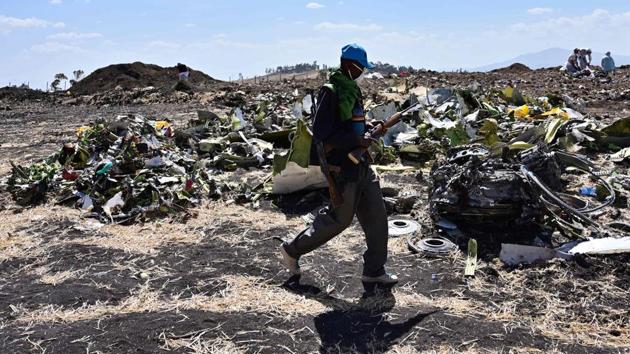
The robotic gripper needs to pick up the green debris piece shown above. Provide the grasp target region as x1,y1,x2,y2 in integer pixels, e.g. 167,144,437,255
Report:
8,160,60,206
272,120,312,175
399,144,437,163
230,108,247,131
441,124,470,146
286,119,312,168
501,87,526,106
259,129,293,144
368,139,397,164
255,101,269,125
417,123,430,138
199,138,224,153
481,101,502,117
479,118,499,146
380,145,398,164
9,160,60,185
465,239,478,277
509,141,535,150
545,117,564,144
272,152,289,175
601,117,630,136
510,125,546,145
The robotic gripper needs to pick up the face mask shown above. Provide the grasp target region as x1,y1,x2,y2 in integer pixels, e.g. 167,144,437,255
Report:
350,62,366,82
355,71,367,83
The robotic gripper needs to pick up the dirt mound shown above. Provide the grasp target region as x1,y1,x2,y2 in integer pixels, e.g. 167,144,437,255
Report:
70,62,219,95
0,87,48,102
491,63,532,73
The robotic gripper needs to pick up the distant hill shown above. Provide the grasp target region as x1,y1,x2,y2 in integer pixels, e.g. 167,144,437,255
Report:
70,62,219,95
471,48,630,72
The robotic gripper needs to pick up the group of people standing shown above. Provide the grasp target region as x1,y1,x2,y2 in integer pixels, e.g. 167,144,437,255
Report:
563,48,616,77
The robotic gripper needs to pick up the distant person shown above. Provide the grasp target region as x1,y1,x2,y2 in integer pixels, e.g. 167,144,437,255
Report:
562,48,581,75
601,51,616,74
177,63,190,81
577,48,592,70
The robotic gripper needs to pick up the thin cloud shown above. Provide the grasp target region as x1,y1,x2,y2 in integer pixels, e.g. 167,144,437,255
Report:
513,9,630,34
0,15,65,33
1,16,50,29
527,7,553,15
306,2,325,9
31,41,83,53
47,32,103,40
314,22,382,32
49,0,63,4
147,40,181,49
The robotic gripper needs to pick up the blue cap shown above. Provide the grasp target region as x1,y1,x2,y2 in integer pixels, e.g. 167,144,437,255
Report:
340,43,375,69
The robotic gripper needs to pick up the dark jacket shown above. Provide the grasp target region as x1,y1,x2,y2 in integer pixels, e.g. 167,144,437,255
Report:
177,63,188,73
309,86,366,182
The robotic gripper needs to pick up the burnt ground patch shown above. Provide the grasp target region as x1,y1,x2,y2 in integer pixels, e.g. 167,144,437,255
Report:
11,218,109,242
144,219,413,301
0,299,619,354
2,207,627,352
1,310,314,354
145,222,296,297
283,281,611,354
458,255,630,346
0,243,143,319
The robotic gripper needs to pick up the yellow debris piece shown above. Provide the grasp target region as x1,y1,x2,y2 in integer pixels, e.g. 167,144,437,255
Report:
513,105,530,119
541,107,570,120
155,121,171,130
76,126,92,137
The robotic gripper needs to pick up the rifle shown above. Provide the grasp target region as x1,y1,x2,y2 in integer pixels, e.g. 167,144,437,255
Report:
347,102,423,164
316,140,344,208
310,89,344,208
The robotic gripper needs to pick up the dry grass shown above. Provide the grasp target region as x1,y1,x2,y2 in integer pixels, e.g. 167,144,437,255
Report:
15,275,330,324
393,287,486,319
0,232,40,262
464,262,630,348
159,335,244,354
180,275,329,317
74,221,206,254
39,269,85,286
187,201,304,231
0,163,10,177
14,283,162,324
322,224,365,262
2,196,629,351
0,206,79,261
0,200,300,257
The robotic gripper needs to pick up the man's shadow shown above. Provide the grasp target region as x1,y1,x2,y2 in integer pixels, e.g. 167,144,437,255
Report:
283,276,437,353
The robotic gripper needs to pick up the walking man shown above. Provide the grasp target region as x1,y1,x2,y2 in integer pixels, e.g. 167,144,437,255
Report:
280,44,398,286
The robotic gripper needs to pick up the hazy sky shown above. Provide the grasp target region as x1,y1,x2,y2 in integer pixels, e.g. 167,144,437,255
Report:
2,0,630,88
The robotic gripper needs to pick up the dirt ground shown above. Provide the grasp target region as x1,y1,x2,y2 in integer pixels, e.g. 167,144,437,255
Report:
1,73,630,353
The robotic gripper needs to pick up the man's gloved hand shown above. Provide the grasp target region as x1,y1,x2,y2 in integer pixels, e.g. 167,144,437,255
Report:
366,120,388,134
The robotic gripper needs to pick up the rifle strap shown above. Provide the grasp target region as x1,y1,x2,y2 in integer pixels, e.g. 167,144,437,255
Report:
328,165,341,173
